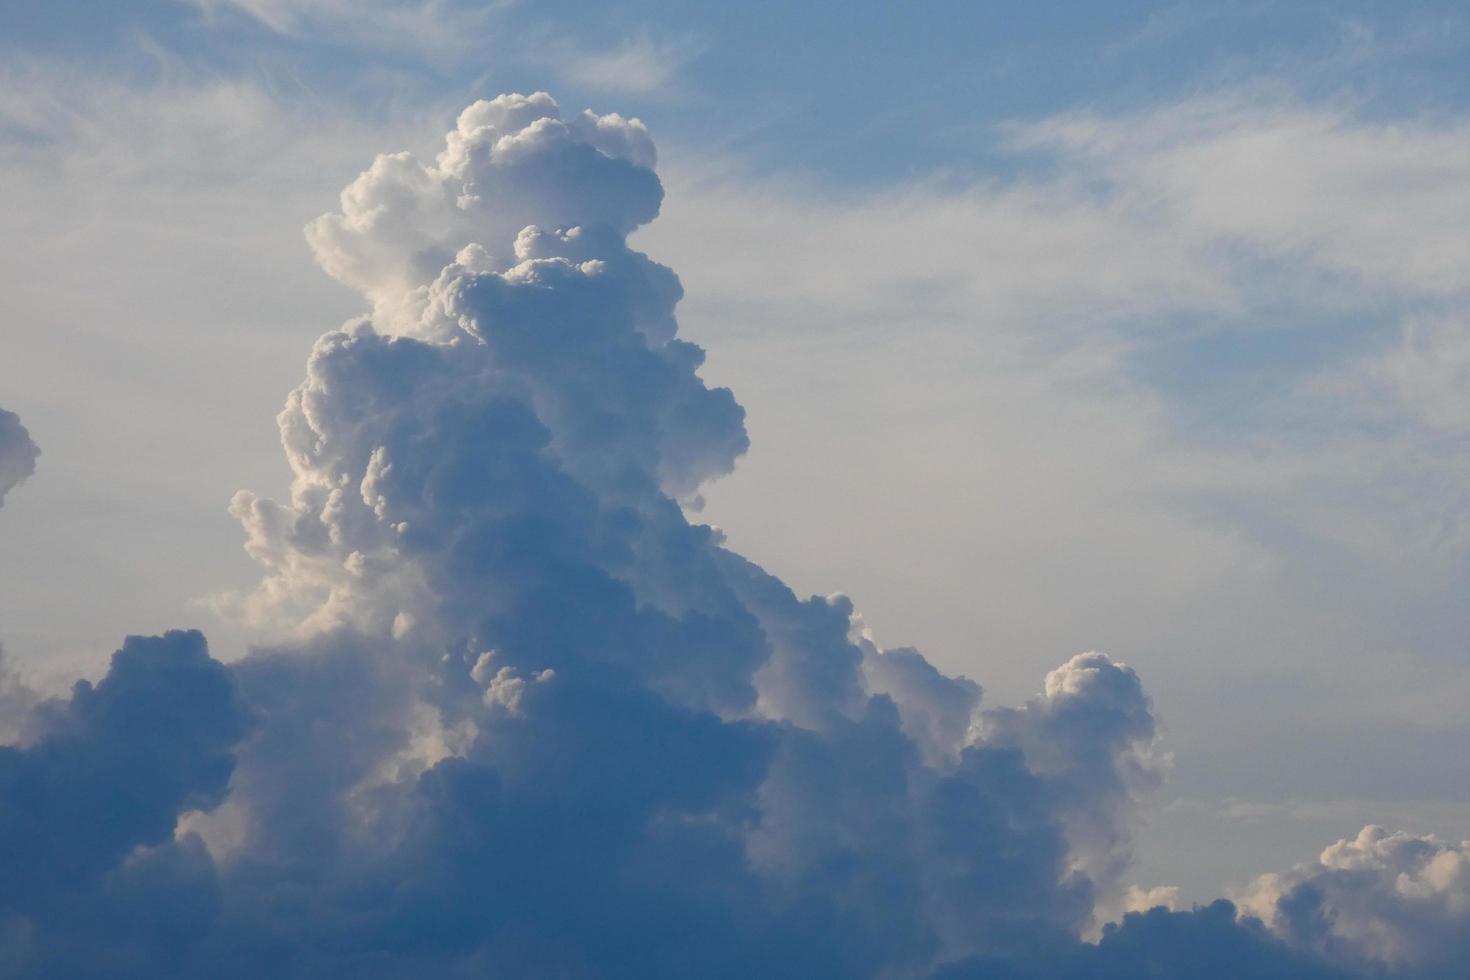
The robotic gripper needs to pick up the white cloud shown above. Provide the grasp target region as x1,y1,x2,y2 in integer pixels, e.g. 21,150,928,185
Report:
1351,312,1470,432
651,88,1470,348
1009,89,1470,301
1243,826,1470,974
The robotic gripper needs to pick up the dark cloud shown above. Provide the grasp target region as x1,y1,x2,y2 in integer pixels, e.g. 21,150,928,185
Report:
934,901,1356,980
0,94,1458,978
0,631,247,975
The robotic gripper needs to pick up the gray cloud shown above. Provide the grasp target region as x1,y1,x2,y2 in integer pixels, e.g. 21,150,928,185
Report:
934,900,1355,980
0,631,248,975
0,409,38,509
979,653,1162,923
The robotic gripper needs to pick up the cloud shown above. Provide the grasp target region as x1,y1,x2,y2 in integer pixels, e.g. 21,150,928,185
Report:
214,91,1470,976
0,631,248,974
0,409,38,509
639,86,1470,356
637,83,1470,755
235,106,1152,970
185,0,505,58
0,654,35,746
553,33,705,95
0,57,427,678
304,93,662,323
1377,314,1470,431
1331,311,1470,432
1007,88,1470,301
935,900,1355,980
0,91,1167,977
979,654,1162,925
1242,825,1470,977
0,87,1463,979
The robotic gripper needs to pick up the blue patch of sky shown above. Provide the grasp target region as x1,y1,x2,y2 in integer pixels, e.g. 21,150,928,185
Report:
1131,307,1396,445
521,0,1470,184
7,1,1470,188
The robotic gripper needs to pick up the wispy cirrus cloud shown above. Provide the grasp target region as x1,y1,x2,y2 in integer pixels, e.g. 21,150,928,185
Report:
1318,311,1470,432
1008,88,1470,301
546,31,706,95
646,87,1470,607
184,0,509,58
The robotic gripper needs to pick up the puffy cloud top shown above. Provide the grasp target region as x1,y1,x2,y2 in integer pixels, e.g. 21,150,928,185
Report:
1243,825,1470,976
980,653,1160,916
307,92,662,324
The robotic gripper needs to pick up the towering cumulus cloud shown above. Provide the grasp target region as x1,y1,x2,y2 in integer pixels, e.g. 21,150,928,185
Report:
219,91,1157,974
0,94,1461,978
0,409,38,509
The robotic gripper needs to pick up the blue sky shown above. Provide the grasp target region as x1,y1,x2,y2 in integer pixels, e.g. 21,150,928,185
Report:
2,2,1470,975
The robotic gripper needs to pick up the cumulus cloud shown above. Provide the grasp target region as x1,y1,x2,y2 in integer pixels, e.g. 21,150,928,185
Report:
979,653,1162,923
4,92,1147,976
1242,825,1470,977
0,409,38,509
220,99,1161,973
0,91,1458,978
0,631,248,974
305,92,661,323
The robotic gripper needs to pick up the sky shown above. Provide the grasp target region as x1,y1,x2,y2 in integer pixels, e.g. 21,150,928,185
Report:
1,1,1469,976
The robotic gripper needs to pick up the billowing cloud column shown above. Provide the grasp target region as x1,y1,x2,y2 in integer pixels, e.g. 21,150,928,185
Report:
13,93,1448,979
210,93,1162,974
